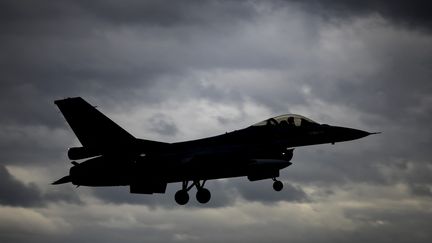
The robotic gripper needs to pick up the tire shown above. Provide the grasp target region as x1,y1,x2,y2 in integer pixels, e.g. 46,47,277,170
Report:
196,188,211,204
175,190,189,205
273,180,283,192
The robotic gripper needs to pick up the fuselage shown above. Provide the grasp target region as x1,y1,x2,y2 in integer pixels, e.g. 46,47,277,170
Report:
52,97,376,204
68,120,371,187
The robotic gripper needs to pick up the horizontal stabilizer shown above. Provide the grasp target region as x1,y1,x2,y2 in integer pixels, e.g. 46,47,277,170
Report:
52,175,71,185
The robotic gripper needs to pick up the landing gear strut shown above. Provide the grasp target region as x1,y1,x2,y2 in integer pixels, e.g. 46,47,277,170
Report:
272,178,283,192
174,180,211,205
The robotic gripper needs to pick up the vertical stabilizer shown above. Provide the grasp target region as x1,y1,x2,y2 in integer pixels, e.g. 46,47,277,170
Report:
54,97,135,151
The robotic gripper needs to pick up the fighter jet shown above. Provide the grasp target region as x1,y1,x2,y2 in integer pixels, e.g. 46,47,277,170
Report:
52,97,377,205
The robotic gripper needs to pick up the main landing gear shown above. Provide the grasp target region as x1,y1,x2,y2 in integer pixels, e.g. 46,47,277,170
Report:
175,178,283,205
175,180,211,205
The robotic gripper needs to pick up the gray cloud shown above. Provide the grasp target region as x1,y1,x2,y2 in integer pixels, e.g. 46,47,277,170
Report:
0,165,81,207
0,1,260,132
234,179,310,204
148,114,179,137
0,165,42,207
0,0,431,242
93,180,237,208
344,207,432,243
91,186,172,208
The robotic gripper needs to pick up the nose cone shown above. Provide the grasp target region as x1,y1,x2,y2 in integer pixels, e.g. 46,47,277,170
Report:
332,127,376,142
346,128,372,140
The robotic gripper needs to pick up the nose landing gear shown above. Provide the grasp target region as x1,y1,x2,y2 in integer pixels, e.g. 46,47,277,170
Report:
272,178,283,191
175,180,211,205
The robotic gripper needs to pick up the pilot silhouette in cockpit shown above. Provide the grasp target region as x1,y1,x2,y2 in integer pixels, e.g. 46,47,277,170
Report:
287,117,295,127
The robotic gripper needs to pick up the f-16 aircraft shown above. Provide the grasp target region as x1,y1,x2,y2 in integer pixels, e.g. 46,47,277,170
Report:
53,97,376,205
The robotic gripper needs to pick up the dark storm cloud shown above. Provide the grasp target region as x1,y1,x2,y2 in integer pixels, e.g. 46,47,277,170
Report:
0,165,42,207
318,31,432,131
0,0,257,29
0,0,428,194
0,0,259,128
290,0,432,32
0,121,73,165
0,165,81,206
78,0,257,27
1,0,431,127
0,1,431,242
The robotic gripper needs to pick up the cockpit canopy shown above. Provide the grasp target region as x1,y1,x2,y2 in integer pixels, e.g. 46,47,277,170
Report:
252,114,319,127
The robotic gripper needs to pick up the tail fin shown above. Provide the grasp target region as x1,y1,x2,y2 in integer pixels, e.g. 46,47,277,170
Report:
54,97,135,151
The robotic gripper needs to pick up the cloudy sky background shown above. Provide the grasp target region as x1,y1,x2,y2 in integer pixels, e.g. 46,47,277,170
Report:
1,0,432,242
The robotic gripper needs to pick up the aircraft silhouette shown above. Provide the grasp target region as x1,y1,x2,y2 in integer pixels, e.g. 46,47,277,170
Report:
53,97,377,205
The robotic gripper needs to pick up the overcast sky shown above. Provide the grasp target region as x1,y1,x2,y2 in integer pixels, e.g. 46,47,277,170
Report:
1,0,432,242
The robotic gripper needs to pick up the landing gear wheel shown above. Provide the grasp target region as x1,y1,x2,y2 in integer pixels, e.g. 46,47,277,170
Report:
196,188,211,204
273,180,283,192
175,190,189,205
